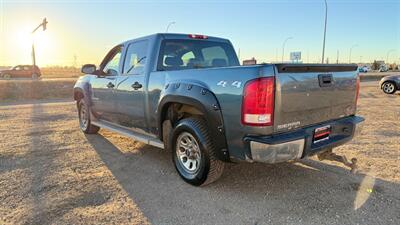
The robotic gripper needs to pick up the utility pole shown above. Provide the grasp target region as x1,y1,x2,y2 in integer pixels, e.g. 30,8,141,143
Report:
282,37,293,62
321,0,328,64
73,54,77,68
336,50,339,64
31,18,48,67
349,44,358,63
166,21,175,33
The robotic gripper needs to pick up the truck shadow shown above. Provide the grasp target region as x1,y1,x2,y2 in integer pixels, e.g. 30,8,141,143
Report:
86,134,400,225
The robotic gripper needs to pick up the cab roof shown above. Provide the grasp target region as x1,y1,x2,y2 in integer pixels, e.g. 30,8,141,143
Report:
121,33,231,45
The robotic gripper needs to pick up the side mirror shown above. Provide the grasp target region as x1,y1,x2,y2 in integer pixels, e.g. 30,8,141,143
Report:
106,69,118,76
81,64,96,74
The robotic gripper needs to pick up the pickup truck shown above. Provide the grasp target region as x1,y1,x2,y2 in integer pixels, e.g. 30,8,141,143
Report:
74,33,364,186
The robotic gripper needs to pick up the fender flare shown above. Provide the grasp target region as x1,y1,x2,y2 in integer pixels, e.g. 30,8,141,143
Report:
157,82,230,162
73,82,92,106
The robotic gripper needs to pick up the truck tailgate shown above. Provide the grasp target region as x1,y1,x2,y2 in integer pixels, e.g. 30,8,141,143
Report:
274,64,359,133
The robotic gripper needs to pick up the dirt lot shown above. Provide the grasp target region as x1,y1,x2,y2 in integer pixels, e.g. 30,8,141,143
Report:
0,83,399,225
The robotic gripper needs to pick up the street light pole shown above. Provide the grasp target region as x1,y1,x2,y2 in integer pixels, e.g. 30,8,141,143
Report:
386,49,396,64
166,21,175,33
349,44,358,63
336,50,339,64
281,37,293,62
31,42,36,67
321,0,328,64
31,18,48,67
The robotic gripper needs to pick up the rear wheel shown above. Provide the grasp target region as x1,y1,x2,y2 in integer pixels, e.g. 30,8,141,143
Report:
382,81,396,94
171,118,224,186
78,99,100,134
32,73,38,79
2,74,11,79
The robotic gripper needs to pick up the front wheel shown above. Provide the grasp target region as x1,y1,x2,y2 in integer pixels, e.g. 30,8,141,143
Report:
78,99,100,134
32,73,39,79
382,81,396,94
2,74,11,79
171,118,224,186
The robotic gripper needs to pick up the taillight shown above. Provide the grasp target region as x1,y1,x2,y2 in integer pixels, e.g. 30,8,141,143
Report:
356,75,360,105
242,77,275,126
188,34,208,39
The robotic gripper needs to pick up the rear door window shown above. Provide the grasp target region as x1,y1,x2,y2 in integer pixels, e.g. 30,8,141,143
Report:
157,39,239,71
123,40,149,75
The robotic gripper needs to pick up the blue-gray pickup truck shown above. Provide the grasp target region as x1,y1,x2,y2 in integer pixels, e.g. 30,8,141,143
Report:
74,33,364,186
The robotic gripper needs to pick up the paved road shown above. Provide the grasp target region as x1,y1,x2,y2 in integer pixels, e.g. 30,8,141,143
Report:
0,86,399,225
361,80,379,87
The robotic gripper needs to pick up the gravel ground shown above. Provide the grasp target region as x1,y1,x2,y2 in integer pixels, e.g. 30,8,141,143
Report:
0,84,399,225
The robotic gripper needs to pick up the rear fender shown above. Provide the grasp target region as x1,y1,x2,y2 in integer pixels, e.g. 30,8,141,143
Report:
157,82,230,162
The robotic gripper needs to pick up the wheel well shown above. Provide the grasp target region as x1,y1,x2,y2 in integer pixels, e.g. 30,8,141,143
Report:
74,90,84,101
382,81,398,89
160,102,204,141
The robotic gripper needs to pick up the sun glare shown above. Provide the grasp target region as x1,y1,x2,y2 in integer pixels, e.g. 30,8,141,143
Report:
12,24,54,66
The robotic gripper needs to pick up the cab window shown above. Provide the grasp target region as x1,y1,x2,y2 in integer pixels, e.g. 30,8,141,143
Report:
102,47,122,75
157,39,239,71
123,40,149,75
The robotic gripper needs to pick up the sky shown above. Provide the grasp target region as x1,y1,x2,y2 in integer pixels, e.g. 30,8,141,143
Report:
0,0,399,66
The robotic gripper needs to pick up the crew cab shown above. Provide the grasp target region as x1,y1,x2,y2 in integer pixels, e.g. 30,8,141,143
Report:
74,33,364,186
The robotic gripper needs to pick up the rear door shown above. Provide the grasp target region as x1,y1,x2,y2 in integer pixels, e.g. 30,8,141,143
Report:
23,66,31,77
114,40,149,133
273,64,358,133
90,46,123,123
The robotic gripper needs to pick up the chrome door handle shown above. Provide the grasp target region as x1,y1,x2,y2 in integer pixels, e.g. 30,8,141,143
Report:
131,81,143,90
107,82,115,88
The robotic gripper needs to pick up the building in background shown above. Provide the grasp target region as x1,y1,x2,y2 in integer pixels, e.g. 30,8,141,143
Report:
243,57,257,65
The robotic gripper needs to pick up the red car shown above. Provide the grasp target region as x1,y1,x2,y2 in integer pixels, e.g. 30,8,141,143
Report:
0,65,41,79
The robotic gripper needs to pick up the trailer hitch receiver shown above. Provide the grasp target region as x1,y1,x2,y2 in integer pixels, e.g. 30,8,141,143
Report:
317,149,358,173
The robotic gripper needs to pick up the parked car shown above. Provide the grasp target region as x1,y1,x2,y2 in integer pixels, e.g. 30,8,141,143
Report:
379,75,400,94
74,33,364,186
0,65,41,79
378,65,389,72
358,65,370,73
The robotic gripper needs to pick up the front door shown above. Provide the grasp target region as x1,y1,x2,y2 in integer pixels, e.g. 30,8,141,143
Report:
114,40,149,133
12,66,24,77
90,46,123,123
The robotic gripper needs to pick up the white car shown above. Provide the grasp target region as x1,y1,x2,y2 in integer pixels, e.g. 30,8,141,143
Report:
379,65,389,72
358,66,370,73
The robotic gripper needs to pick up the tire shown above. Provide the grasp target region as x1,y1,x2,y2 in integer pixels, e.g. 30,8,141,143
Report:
2,74,11,79
32,73,38,79
382,81,396,94
171,117,224,186
78,98,100,134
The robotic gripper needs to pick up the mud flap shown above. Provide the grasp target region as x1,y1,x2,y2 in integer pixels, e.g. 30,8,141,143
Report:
162,120,173,151
317,148,358,173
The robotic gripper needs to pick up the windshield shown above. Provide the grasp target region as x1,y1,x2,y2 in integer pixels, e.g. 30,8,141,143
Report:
157,39,239,71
